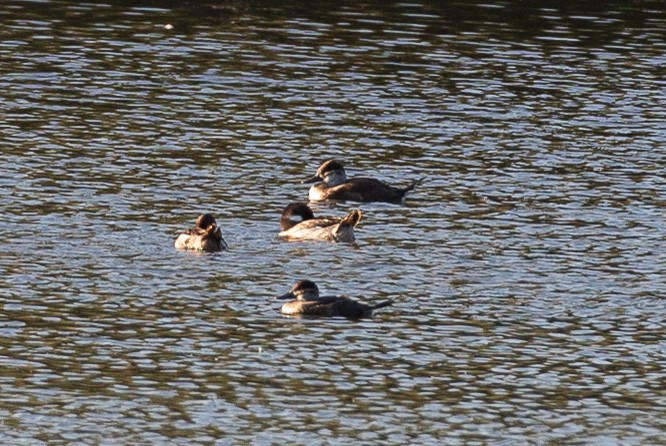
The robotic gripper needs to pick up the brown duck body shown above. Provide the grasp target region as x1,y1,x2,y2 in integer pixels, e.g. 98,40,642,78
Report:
277,280,393,319
280,295,392,319
308,177,418,204
278,202,361,243
174,214,228,252
305,159,424,204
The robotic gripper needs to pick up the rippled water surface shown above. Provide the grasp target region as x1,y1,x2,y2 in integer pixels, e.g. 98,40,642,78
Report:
1,0,665,444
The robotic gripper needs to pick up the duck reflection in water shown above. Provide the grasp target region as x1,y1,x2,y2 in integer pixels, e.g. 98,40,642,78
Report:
276,280,393,319
174,213,228,252
303,159,425,204
278,202,361,243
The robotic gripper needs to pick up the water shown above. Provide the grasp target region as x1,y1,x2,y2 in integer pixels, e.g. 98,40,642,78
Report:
1,0,665,444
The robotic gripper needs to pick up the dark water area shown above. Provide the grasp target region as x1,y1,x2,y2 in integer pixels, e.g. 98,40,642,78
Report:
1,0,665,444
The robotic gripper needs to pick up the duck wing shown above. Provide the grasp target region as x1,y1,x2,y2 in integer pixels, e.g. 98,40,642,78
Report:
325,178,405,203
279,210,361,243
298,297,386,319
299,296,372,319
175,224,226,251
175,225,205,249
328,297,374,319
298,296,346,316
278,217,343,241
290,217,342,230
182,225,209,236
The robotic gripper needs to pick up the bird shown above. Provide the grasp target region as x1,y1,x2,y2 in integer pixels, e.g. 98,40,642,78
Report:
174,213,228,252
278,202,361,243
276,280,393,319
303,159,424,204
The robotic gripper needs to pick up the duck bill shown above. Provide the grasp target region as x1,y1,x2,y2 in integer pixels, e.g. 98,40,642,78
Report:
301,174,320,184
276,291,295,300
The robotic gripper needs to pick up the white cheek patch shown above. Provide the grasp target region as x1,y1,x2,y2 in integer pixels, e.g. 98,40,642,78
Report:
322,170,346,186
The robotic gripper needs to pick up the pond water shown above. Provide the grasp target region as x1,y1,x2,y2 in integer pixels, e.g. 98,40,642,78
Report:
1,0,665,444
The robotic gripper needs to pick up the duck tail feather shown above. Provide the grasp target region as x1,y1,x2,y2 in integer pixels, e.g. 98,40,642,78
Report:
372,300,393,310
340,209,362,228
404,177,426,193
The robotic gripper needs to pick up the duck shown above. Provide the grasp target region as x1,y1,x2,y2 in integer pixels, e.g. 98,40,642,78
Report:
174,213,228,252
303,159,424,204
278,202,362,243
276,280,393,319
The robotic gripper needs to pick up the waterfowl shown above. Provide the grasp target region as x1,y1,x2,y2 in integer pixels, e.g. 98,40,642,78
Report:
303,159,424,204
276,280,393,319
278,202,362,243
174,213,228,252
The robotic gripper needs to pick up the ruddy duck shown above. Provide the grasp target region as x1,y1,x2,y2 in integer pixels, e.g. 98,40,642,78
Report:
278,202,361,243
276,280,393,319
174,213,228,252
303,159,424,204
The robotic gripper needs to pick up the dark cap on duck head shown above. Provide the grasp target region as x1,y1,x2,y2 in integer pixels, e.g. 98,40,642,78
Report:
196,213,217,228
302,159,346,183
276,280,320,300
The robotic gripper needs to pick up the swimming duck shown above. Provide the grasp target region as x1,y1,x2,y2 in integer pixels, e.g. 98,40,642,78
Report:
276,280,393,319
303,159,424,204
174,213,228,252
278,202,362,243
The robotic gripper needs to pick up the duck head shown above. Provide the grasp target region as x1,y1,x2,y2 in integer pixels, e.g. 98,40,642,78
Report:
302,159,347,187
280,202,315,231
196,213,217,229
276,280,320,302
